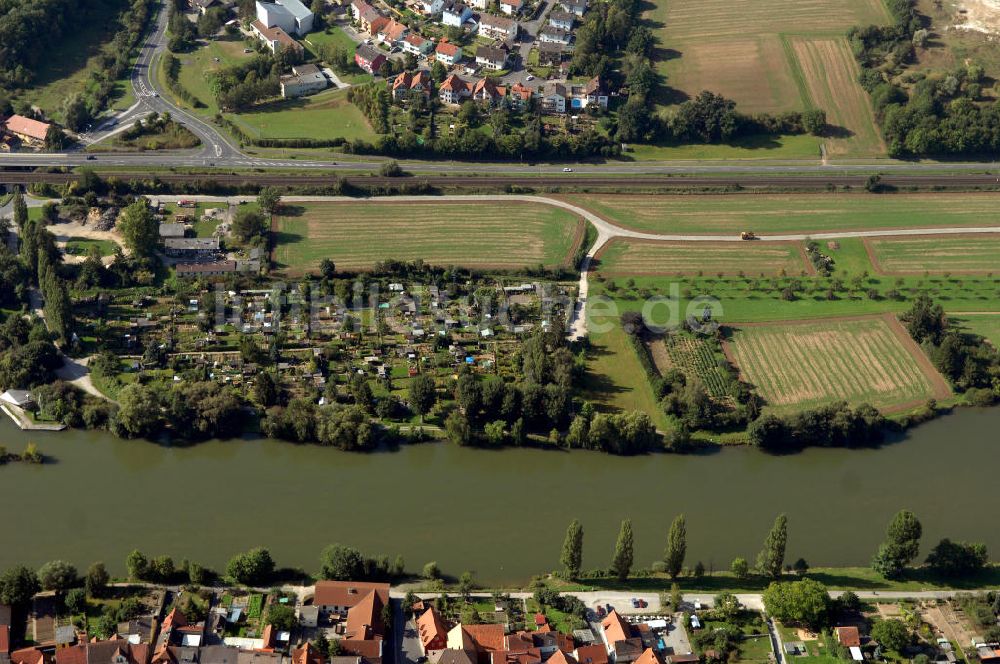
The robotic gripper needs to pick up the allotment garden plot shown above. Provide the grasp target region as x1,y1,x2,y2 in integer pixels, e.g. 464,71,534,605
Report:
724,315,950,412
594,239,810,276
273,201,585,272
866,236,1000,275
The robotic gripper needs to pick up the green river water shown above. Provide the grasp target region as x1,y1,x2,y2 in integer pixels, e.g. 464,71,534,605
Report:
2,409,999,584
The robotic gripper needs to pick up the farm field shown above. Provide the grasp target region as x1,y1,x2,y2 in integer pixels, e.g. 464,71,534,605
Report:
273,201,585,272
866,236,1000,275
647,0,889,154
571,193,1000,235
786,36,885,156
228,88,376,141
648,334,733,401
594,239,810,276
724,315,949,412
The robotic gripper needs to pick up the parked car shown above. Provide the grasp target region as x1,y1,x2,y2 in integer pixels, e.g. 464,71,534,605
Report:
526,74,534,81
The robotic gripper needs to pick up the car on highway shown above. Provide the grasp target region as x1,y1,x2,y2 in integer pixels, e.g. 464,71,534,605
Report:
562,167,573,172
86,155,97,160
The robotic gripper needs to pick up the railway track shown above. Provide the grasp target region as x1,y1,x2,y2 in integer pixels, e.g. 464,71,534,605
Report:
3,169,1000,189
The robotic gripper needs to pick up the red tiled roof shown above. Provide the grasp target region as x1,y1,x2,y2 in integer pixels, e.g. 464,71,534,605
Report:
575,646,608,664
463,624,505,653
0,625,9,655
436,41,460,56
416,608,448,650
404,33,426,46
533,615,546,627
836,627,861,648
380,19,407,40
293,643,325,664
601,611,631,646
369,16,389,33
251,20,300,51
3,115,50,141
314,582,390,609
339,639,381,659
547,652,576,664
634,649,661,664
12,648,47,664
440,74,468,93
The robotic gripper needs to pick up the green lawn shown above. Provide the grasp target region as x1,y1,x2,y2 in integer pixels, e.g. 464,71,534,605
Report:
627,133,822,161
273,200,585,272
303,26,358,52
170,36,257,116
228,87,376,141
65,237,118,256
572,193,1000,235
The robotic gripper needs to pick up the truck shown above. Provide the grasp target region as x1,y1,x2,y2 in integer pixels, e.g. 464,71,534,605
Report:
740,231,757,240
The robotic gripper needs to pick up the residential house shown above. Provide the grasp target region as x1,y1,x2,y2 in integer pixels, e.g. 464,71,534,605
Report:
255,0,313,35
377,19,409,44
390,70,432,100
313,581,390,617
251,20,304,56
475,45,509,71
351,0,384,32
2,115,50,148
355,43,388,74
416,608,448,655
541,81,566,113
419,0,444,14
293,644,324,664
975,645,1000,664
280,63,328,97
56,639,149,664
547,10,574,29
477,13,518,40
472,77,505,104
499,0,523,14
441,0,472,26
438,74,471,104
568,75,607,109
435,40,462,65
508,81,533,108
632,650,661,664
402,33,433,56
435,652,475,664
297,607,320,629
574,646,609,664
10,649,46,664
538,26,571,44
536,42,564,66
602,611,641,662
176,262,238,278
448,624,505,656
468,0,488,9
559,0,586,15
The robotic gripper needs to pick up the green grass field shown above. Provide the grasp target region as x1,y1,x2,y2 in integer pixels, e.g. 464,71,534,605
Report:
580,323,671,430
228,88,376,141
273,201,585,272
724,316,946,412
595,238,809,276
173,36,256,116
64,237,118,256
868,236,1000,275
572,193,1000,235
626,133,821,161
955,314,1000,349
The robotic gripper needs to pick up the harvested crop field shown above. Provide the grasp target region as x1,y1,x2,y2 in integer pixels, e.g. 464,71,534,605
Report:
571,193,1000,235
650,0,889,120
724,314,950,412
866,236,1000,274
594,238,810,276
273,201,585,272
788,36,885,156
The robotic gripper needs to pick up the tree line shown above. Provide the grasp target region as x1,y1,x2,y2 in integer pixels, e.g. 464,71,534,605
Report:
849,0,1000,157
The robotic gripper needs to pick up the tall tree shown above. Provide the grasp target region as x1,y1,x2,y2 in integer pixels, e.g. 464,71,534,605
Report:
610,519,634,582
256,187,281,214
85,562,110,597
560,519,584,579
408,373,436,421
664,514,687,580
12,189,27,230
117,201,159,257
871,510,922,579
0,565,40,605
756,514,787,579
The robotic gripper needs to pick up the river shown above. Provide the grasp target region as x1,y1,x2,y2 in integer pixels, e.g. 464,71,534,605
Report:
3,408,999,585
